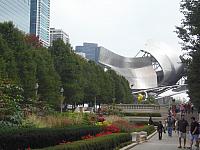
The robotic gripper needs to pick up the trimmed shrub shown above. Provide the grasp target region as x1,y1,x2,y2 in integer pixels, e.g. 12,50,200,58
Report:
36,133,131,150
123,112,161,117
132,125,155,135
0,125,103,150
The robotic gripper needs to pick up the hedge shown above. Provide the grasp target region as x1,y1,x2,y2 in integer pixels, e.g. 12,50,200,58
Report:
0,125,103,150
132,125,155,135
123,112,161,117
35,133,131,150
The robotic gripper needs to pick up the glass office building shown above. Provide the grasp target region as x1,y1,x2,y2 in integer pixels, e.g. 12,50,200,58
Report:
30,0,50,47
75,43,100,62
0,0,30,33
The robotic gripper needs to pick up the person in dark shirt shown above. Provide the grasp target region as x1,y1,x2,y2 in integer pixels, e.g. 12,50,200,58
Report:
189,117,199,149
149,116,154,125
157,121,165,140
177,115,189,148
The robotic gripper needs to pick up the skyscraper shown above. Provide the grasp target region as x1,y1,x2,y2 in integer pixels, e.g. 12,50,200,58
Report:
50,28,69,46
30,0,50,47
0,0,30,33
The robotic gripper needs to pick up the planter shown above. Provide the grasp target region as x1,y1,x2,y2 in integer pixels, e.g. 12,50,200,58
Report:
130,132,139,142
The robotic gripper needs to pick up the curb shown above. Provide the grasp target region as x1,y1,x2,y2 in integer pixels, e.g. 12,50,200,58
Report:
147,130,157,140
120,130,157,150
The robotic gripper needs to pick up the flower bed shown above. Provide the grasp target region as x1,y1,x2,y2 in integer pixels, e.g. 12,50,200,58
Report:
35,133,131,150
0,125,103,150
81,124,120,140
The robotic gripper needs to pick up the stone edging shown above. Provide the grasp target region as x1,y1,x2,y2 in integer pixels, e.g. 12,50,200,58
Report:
120,130,157,150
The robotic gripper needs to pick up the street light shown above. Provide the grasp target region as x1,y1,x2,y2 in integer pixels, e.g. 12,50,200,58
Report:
112,97,116,110
60,87,64,113
94,96,96,113
35,82,39,97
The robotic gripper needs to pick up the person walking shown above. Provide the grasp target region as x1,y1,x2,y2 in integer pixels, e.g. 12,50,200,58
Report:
148,116,154,125
167,115,173,137
157,121,165,140
189,117,199,150
177,115,189,149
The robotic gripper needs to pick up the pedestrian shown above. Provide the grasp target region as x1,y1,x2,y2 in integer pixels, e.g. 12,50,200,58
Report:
177,115,189,149
172,117,176,132
191,104,194,114
175,118,179,133
189,117,199,150
167,115,173,137
180,104,185,116
148,116,154,125
157,121,165,140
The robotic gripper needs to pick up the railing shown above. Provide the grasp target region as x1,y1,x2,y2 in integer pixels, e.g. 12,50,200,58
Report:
101,104,160,113
115,104,160,110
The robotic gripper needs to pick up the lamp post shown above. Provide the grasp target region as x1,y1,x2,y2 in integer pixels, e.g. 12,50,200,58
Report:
94,96,96,113
112,97,116,110
35,82,39,98
60,87,64,113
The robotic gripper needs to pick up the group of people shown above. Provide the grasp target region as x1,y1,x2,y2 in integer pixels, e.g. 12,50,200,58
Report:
154,115,199,149
179,103,194,115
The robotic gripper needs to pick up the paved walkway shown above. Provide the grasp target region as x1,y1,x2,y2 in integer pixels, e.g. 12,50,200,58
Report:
130,131,194,150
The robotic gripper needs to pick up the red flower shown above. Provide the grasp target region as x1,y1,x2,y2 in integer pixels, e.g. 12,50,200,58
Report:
81,134,94,140
104,125,120,133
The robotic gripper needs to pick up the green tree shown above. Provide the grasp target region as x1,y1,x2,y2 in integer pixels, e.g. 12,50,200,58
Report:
0,22,61,110
50,40,84,107
0,79,24,126
176,0,200,110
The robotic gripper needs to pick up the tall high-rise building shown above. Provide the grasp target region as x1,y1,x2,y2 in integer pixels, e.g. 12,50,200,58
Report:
50,28,69,46
30,0,50,47
0,0,30,33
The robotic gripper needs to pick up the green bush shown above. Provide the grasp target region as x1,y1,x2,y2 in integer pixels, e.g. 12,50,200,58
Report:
123,112,161,117
36,133,131,150
132,125,155,135
0,79,24,126
0,125,103,150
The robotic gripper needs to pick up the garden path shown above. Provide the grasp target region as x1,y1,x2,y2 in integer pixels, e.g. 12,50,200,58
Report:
130,112,199,150
130,131,190,150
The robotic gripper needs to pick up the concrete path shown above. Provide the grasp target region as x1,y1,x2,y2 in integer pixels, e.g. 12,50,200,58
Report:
129,131,195,150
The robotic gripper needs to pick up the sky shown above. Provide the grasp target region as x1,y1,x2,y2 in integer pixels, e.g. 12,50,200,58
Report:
50,0,183,57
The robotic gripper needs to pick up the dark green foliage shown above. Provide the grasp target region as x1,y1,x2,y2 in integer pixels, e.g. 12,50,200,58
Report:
123,112,161,117
0,79,24,126
0,125,103,150
0,22,61,110
50,40,84,105
0,22,132,112
36,133,131,150
187,50,200,110
176,0,200,110
131,125,155,135
50,40,133,106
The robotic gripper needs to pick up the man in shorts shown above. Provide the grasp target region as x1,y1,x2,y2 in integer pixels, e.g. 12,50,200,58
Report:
177,115,189,148
189,117,199,150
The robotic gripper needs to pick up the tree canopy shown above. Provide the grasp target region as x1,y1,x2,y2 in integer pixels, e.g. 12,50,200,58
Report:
176,0,200,110
0,22,133,111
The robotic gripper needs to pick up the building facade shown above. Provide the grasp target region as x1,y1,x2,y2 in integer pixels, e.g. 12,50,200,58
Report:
30,0,50,47
50,28,69,46
0,0,30,33
75,43,99,62
76,42,184,90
